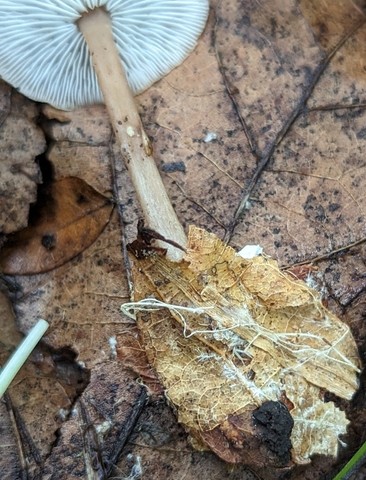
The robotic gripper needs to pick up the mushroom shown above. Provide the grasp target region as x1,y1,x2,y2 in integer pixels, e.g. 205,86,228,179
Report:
0,1,209,260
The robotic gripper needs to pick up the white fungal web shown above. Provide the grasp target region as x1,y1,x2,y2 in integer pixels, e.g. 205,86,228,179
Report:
121,294,360,389
123,453,143,480
122,298,288,424
122,297,226,338
224,304,359,373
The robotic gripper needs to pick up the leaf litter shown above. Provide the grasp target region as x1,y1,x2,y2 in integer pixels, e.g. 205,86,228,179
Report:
0,85,45,239
0,177,113,275
123,226,360,467
1,0,366,478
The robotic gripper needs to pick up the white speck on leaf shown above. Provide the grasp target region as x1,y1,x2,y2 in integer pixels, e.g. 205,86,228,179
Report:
203,131,217,142
127,126,135,137
96,420,112,436
108,335,117,358
237,244,263,259
125,454,143,480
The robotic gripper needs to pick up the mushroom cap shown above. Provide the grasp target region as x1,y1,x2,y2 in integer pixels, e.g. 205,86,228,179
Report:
0,0,209,110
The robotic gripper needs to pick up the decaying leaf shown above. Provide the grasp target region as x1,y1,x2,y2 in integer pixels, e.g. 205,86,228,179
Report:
40,362,147,480
0,291,22,479
1,208,147,477
0,83,45,238
125,226,360,467
0,177,113,274
0,291,88,478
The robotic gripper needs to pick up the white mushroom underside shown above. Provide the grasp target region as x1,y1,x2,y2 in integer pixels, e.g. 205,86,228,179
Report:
0,0,209,109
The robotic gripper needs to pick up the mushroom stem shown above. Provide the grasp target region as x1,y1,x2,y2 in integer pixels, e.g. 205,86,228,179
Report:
78,8,187,261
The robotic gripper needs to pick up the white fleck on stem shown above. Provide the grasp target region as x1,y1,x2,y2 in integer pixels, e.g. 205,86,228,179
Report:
78,8,187,261
0,319,49,398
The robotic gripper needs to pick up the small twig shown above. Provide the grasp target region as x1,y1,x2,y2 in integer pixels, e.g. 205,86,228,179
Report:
213,1,258,157
3,393,28,477
283,236,366,270
306,102,366,113
5,392,43,470
223,17,366,241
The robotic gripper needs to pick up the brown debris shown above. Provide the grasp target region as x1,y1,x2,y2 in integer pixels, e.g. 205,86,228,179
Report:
0,177,113,274
40,362,147,480
0,83,45,238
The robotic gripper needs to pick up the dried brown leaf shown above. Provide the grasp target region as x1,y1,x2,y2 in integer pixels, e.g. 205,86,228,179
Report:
128,226,360,467
216,0,366,261
0,177,113,274
41,362,146,480
0,83,45,237
2,0,366,478
6,211,130,366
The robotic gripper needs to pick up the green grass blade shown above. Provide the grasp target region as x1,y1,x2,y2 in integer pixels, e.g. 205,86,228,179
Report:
333,441,366,480
0,319,49,397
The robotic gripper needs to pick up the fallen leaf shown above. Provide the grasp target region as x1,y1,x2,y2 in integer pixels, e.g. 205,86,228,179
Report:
116,399,263,480
1,210,146,476
0,291,88,478
0,177,113,274
5,211,130,366
0,82,45,238
217,0,366,262
126,226,360,467
40,362,147,480
2,0,366,479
